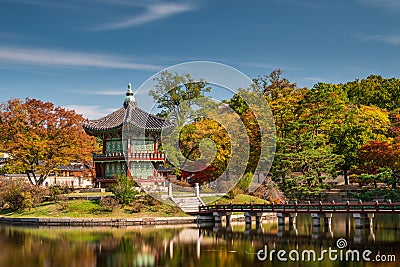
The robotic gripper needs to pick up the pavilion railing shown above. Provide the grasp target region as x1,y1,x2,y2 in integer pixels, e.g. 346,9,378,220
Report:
93,152,165,160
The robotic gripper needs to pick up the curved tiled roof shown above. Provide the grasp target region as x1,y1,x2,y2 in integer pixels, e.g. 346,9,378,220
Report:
83,102,173,132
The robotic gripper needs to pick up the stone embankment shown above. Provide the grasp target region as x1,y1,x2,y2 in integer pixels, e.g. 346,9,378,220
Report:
0,216,196,226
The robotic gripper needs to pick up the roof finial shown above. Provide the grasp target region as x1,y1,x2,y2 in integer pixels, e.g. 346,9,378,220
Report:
124,82,135,107
126,83,134,96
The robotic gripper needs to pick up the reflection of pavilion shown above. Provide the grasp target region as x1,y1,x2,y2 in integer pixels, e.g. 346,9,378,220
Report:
83,84,173,188
161,222,394,263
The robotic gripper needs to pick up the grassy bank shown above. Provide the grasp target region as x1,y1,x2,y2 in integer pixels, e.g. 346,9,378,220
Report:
202,194,268,205
0,193,266,219
0,199,188,218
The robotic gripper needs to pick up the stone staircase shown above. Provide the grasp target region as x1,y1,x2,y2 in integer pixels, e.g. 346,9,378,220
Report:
173,196,204,213
322,186,361,203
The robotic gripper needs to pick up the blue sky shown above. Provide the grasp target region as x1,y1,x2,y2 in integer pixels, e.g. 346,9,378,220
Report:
1,0,400,119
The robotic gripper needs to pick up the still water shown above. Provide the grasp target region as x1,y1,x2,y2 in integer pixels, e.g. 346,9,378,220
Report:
0,214,399,267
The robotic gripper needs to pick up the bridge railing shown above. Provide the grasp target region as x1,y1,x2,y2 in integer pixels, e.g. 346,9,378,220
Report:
198,202,400,213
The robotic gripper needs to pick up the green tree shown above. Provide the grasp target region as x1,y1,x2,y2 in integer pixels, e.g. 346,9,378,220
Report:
149,71,211,125
111,175,140,206
272,133,341,200
342,75,400,110
328,105,389,185
253,69,306,139
296,84,345,136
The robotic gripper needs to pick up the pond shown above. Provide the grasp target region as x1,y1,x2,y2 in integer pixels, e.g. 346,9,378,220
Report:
0,214,399,267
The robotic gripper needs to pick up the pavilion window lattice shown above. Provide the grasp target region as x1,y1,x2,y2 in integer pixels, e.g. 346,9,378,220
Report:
105,140,123,154
131,139,154,153
105,162,126,178
129,161,153,179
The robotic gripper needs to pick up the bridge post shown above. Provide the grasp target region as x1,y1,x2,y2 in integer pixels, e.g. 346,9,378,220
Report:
244,212,263,228
213,212,222,224
277,212,297,228
288,215,296,225
353,213,374,228
168,182,172,198
277,213,285,226
226,214,231,226
311,213,332,228
195,183,200,198
311,213,321,227
324,213,333,228
364,213,374,227
212,211,232,226
244,212,252,225
255,215,262,228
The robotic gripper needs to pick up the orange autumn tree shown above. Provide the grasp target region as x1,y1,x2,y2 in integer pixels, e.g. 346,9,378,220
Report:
0,98,98,185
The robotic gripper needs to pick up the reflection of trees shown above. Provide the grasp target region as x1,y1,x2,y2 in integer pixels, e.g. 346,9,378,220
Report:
2,223,400,267
95,230,180,267
0,226,182,267
0,226,98,267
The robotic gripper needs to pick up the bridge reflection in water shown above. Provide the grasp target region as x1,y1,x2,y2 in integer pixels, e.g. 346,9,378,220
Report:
187,213,400,258
1,215,399,266
198,216,376,243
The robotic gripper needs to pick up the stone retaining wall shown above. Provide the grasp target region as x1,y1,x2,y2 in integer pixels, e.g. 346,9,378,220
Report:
0,216,196,226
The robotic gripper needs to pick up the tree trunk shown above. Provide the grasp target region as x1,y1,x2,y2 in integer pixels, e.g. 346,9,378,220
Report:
343,170,349,185
26,171,36,185
26,171,47,186
37,174,47,186
318,171,322,184
392,170,399,189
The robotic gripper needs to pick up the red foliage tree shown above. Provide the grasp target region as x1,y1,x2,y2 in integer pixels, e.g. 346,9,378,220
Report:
0,98,99,185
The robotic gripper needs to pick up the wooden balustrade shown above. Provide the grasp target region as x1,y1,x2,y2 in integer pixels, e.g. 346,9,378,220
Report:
93,152,166,160
197,201,400,214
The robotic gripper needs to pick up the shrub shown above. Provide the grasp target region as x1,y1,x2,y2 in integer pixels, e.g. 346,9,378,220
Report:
21,192,34,210
139,194,161,212
130,201,144,213
226,173,254,199
99,197,118,212
237,172,253,192
227,186,241,199
57,195,69,211
61,185,74,194
110,175,140,206
0,179,47,211
48,185,62,202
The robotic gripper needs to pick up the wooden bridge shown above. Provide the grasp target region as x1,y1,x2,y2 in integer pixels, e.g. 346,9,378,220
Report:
195,201,400,214
193,201,400,228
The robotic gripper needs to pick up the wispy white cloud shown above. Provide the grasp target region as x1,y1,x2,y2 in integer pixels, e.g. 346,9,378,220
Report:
93,2,196,31
64,105,117,119
239,61,300,71
303,76,323,82
1,0,198,31
0,45,160,70
356,34,400,46
0,32,22,40
356,0,400,10
69,89,124,96
0,0,78,9
268,0,334,8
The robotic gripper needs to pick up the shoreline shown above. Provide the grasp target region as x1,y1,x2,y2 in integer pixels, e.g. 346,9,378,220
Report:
0,216,197,226
0,213,277,227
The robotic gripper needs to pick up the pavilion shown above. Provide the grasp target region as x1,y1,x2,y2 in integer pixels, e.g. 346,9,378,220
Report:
83,84,172,187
